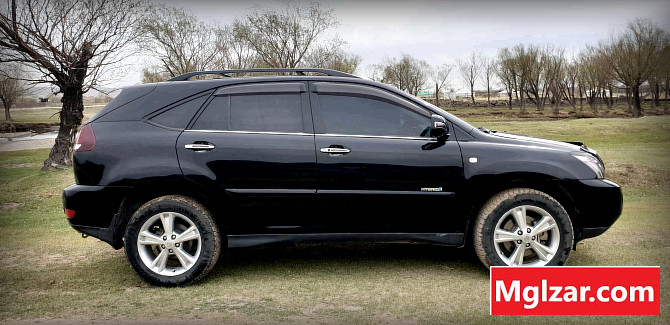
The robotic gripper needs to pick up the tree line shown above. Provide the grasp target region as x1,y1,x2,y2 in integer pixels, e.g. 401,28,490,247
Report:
0,0,668,170
139,2,361,82
366,19,668,118
493,18,668,117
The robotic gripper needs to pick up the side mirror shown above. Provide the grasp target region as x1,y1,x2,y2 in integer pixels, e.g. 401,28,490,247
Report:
430,114,449,141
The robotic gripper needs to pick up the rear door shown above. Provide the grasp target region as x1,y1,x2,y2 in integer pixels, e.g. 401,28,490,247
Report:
311,82,465,233
176,82,317,234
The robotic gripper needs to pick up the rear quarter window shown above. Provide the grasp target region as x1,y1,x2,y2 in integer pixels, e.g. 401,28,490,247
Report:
148,94,209,129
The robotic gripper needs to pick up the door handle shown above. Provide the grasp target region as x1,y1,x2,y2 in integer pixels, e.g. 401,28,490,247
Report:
185,143,216,151
320,146,351,155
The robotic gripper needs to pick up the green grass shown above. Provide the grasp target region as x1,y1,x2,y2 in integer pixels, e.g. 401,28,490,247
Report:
0,117,669,324
3,104,104,124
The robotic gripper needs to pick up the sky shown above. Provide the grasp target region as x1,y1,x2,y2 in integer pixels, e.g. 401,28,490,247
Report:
111,0,670,91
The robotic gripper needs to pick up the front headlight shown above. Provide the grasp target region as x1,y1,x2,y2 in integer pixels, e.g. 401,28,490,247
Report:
571,151,605,178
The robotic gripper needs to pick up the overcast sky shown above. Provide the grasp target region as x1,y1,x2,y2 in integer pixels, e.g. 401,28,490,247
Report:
113,0,670,91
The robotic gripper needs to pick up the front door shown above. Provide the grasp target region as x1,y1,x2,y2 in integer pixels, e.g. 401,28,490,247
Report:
176,82,317,234
311,82,464,233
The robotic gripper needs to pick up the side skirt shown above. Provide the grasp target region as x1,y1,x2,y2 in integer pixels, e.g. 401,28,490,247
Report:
227,233,465,248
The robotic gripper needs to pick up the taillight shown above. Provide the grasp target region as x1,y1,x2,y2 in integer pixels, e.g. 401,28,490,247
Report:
74,124,95,152
64,209,75,218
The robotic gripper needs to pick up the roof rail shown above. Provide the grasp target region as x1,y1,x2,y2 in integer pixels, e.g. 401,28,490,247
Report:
168,68,359,81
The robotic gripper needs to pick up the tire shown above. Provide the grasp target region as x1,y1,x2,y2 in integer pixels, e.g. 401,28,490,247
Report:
124,195,221,286
473,188,573,268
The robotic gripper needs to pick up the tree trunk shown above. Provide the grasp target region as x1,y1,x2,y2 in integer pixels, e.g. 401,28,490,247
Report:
653,82,660,108
508,92,512,110
608,85,614,108
435,83,439,107
4,104,10,121
487,83,490,107
578,87,583,111
470,83,475,106
632,85,642,117
519,85,526,114
42,86,85,171
603,89,611,110
649,80,657,108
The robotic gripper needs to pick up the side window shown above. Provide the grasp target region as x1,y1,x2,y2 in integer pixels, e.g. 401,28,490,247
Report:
319,94,430,137
191,97,230,130
149,94,208,129
230,94,302,133
191,93,303,133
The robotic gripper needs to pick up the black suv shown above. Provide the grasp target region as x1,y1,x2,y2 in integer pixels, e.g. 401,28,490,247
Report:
63,69,622,286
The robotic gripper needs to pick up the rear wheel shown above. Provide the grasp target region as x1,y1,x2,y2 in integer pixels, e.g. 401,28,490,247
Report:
473,188,573,267
124,195,221,286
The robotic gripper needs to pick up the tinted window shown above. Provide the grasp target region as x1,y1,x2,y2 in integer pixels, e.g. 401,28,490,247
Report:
192,94,303,133
191,96,230,130
319,95,430,137
230,94,302,132
149,94,208,129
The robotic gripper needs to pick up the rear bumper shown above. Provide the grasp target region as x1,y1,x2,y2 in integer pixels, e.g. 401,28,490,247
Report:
62,184,130,249
568,179,623,242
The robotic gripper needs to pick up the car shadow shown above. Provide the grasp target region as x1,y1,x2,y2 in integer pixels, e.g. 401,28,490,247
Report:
207,242,487,280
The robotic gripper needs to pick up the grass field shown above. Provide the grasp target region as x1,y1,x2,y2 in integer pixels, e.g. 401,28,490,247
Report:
1,104,104,125
0,115,669,324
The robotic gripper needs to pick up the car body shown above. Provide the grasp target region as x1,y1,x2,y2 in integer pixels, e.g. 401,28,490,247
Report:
62,69,622,285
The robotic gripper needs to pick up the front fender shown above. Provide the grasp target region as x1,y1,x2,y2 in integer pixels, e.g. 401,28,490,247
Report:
459,142,595,180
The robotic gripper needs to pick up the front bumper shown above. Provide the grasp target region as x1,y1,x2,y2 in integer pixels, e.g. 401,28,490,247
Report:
62,184,130,249
566,179,623,242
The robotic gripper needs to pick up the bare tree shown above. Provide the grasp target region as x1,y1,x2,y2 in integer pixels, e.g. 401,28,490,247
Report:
544,49,566,114
524,45,550,110
600,18,668,117
562,60,579,110
578,48,602,111
496,48,517,110
482,56,496,106
457,52,482,105
214,26,259,70
303,47,361,74
365,64,385,82
139,6,218,77
233,2,340,69
0,64,29,121
430,64,454,107
382,54,430,96
141,66,171,83
0,0,144,170
512,44,534,113
649,74,660,108
659,46,670,111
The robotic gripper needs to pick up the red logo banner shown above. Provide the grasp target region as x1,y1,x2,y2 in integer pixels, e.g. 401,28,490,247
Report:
490,266,660,315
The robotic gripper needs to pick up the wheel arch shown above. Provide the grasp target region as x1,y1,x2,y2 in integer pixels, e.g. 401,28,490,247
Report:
109,180,225,249
463,172,580,244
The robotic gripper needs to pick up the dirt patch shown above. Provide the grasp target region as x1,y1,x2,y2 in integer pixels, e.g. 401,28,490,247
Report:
606,163,670,190
2,318,226,325
0,138,55,152
449,107,670,121
0,122,58,133
0,202,24,211
0,132,34,138
2,163,41,168
35,254,89,268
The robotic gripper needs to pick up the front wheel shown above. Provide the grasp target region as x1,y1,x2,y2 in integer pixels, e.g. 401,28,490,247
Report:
473,188,573,267
124,195,221,286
